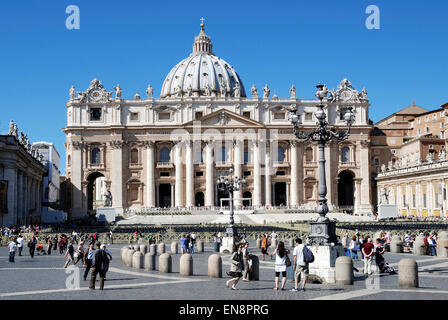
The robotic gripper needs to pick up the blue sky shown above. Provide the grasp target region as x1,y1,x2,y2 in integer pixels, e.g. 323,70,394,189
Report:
0,0,447,174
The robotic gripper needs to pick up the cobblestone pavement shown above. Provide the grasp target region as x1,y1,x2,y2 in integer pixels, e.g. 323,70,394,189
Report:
1,240,447,300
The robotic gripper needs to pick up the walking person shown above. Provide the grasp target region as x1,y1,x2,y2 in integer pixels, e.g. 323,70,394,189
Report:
8,237,17,263
188,236,195,254
261,234,272,261
273,241,289,291
28,236,37,258
16,235,24,256
74,241,85,265
180,234,188,254
64,240,75,268
349,235,360,261
46,238,52,255
83,242,96,281
89,243,109,290
226,243,244,290
242,242,250,282
100,244,112,280
362,236,375,276
291,238,309,292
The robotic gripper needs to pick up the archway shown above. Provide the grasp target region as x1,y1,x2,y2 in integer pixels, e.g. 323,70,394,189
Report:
274,182,287,206
338,170,354,207
243,191,252,207
158,184,171,208
87,172,105,211
195,192,205,207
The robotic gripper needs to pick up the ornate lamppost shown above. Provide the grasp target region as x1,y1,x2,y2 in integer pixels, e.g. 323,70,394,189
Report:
289,84,355,245
217,167,246,251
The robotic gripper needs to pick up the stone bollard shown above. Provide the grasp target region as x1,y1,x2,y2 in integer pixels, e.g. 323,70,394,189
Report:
335,256,354,285
196,240,204,253
125,249,135,267
121,246,129,263
132,251,144,269
413,235,427,255
180,253,193,276
133,244,140,252
256,238,261,248
249,255,259,281
436,231,448,258
171,242,178,254
140,244,147,255
398,258,419,288
159,253,172,273
144,253,156,271
149,244,157,255
390,235,403,254
157,243,166,255
208,254,222,278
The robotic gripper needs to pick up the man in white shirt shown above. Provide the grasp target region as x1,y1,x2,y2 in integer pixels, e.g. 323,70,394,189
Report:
291,238,308,292
8,238,17,263
270,231,277,240
17,235,24,256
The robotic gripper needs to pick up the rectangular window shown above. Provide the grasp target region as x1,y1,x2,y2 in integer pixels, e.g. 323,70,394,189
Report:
305,112,313,121
412,194,416,208
244,151,250,163
160,172,170,177
374,158,379,166
274,112,285,120
243,112,251,118
243,171,251,176
130,112,139,121
423,194,427,208
276,171,286,176
195,171,203,177
195,112,203,119
158,112,171,121
90,108,102,121
417,119,421,124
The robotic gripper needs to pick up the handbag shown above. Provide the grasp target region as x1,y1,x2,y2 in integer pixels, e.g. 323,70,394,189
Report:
285,254,291,267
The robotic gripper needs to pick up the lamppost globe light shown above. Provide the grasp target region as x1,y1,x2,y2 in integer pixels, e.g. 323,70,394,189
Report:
315,109,325,121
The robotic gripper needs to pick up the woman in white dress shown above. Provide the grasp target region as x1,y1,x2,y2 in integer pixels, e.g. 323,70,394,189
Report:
273,241,289,291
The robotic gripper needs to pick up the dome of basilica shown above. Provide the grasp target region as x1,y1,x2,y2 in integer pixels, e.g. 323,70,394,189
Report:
160,22,246,99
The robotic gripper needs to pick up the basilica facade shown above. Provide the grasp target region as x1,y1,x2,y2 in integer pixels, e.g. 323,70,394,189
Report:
63,23,373,220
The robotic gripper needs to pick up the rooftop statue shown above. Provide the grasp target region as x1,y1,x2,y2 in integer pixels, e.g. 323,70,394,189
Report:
114,84,122,99
146,84,153,98
290,85,296,99
263,84,270,99
251,84,258,98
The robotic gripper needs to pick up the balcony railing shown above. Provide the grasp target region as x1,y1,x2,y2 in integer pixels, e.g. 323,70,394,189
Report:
157,162,174,168
273,161,290,168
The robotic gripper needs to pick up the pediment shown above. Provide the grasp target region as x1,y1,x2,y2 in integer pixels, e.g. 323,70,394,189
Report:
183,109,265,128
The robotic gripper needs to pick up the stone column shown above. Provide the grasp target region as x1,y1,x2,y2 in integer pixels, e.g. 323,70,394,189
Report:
272,182,276,206
253,141,261,207
171,184,175,208
185,141,194,207
205,141,214,207
110,140,124,210
233,140,243,207
144,141,155,208
17,171,23,225
359,140,372,214
354,178,362,213
4,166,17,226
175,142,184,207
286,182,290,206
265,145,272,207
71,142,83,219
290,140,299,206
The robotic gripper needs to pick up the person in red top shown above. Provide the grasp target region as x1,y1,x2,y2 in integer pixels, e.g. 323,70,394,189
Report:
362,236,375,276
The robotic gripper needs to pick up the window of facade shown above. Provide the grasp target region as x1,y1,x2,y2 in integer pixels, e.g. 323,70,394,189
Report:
195,112,203,119
305,186,313,199
160,147,170,162
305,112,313,121
195,151,203,163
130,148,139,164
160,172,170,177
244,151,250,164
90,108,102,121
412,194,416,208
276,171,285,176
195,171,203,177
158,112,171,121
417,129,421,135
244,171,251,176
277,147,285,162
425,127,429,134
274,112,285,120
220,146,227,162
305,147,313,162
130,112,139,121
129,185,139,201
243,111,251,118
341,146,350,163
374,158,379,166
91,148,101,164
423,193,427,208
417,119,421,125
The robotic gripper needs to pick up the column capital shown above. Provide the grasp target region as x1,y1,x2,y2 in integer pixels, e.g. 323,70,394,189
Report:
142,140,155,149
109,140,124,149
72,141,85,150
288,140,298,148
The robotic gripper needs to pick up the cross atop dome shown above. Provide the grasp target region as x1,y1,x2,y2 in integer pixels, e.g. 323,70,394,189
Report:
200,17,205,29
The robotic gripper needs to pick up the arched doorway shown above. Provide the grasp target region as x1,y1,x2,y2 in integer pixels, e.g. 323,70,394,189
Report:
87,172,105,212
195,192,204,207
158,184,171,208
274,182,287,206
338,170,354,207
243,191,252,207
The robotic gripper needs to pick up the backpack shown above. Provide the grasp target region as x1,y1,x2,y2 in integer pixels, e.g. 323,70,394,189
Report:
303,245,314,263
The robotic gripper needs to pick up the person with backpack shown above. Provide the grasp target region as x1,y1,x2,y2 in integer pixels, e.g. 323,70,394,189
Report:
291,238,313,292
273,241,290,291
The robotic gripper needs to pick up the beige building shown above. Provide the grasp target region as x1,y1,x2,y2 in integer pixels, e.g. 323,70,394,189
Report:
63,23,374,220
0,134,46,226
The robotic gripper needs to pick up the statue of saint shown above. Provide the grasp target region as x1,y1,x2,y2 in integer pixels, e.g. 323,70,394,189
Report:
204,83,211,97
263,84,270,99
439,149,446,161
146,84,153,98
251,84,258,98
114,84,122,99
8,120,15,136
104,190,113,207
380,187,390,204
134,92,141,100
427,152,434,163
381,164,386,173
187,84,193,97
290,85,296,99
219,79,226,97
233,82,240,98
69,86,76,100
